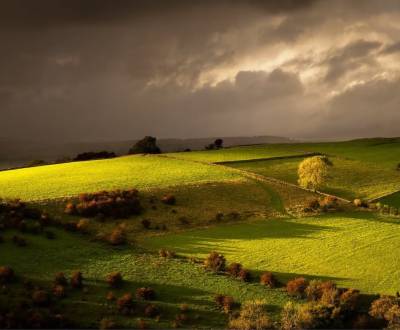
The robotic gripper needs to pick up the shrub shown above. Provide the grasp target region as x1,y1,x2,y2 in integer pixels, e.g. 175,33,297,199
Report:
260,272,277,288
228,300,273,330
76,218,90,233
286,277,309,298
52,285,66,298
204,251,226,272
238,269,252,282
298,156,329,190
99,318,116,330
340,288,360,311
73,151,116,161
54,272,68,286
32,290,50,306
227,263,243,277
353,199,367,208
296,302,334,329
117,293,135,315
109,225,127,245
320,287,341,306
161,194,176,205
281,301,300,330
129,136,161,154
64,189,141,219
106,272,123,288
307,199,320,210
144,304,160,318
384,304,400,329
70,271,83,289
369,295,399,319
215,294,235,314
320,196,339,210
305,280,336,302
106,291,116,302
0,266,15,283
136,287,156,300
159,249,175,258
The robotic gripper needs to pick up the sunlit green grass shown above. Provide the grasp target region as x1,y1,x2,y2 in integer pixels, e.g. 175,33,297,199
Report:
0,155,243,201
230,156,400,200
167,144,305,163
142,212,400,295
0,229,291,327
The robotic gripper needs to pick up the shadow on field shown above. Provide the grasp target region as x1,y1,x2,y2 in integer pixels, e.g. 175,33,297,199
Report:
164,218,337,255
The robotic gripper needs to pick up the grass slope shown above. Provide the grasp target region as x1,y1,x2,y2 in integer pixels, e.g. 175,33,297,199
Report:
142,212,400,295
0,229,291,327
167,144,305,163
0,155,243,201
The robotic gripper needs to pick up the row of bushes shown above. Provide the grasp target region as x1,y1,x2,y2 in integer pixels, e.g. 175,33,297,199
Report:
65,190,142,219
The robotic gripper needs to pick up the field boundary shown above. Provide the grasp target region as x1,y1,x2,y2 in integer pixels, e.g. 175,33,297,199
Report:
159,154,352,204
369,189,400,203
213,152,321,165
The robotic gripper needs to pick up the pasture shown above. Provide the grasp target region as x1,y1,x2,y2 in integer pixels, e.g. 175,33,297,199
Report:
142,212,400,295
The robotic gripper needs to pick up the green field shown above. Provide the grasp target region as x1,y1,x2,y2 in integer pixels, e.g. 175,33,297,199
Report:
167,144,306,163
142,212,400,295
2,138,400,328
0,229,290,327
0,155,243,201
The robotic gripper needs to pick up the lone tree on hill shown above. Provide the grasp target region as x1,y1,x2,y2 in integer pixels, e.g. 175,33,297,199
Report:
298,156,329,190
214,138,223,148
129,136,161,154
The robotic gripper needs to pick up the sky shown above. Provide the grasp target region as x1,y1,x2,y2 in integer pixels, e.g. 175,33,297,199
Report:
1,0,400,142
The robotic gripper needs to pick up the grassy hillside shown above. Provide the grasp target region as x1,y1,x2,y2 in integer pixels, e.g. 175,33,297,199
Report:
167,144,306,163
142,212,400,295
0,229,291,327
0,155,243,201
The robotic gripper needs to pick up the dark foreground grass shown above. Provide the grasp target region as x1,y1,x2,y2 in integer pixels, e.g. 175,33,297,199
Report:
0,229,291,328
143,211,400,295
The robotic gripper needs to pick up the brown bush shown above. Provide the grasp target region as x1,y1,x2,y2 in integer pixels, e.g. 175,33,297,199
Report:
369,295,398,319
320,287,341,306
353,199,368,208
117,293,135,315
228,300,273,330
0,266,15,283
204,251,226,272
340,288,360,311
109,225,127,245
99,318,116,330
106,291,116,302
307,199,320,210
32,289,50,306
305,280,336,302
180,303,189,312
159,249,176,258
260,272,277,288
286,277,309,298
106,272,123,288
52,285,66,298
227,263,243,277
76,218,90,233
144,304,160,318
281,301,299,330
161,194,176,205
64,189,141,219
238,269,252,282
215,294,235,314
54,272,68,286
384,304,400,329
70,271,83,289
136,287,156,300
295,303,334,329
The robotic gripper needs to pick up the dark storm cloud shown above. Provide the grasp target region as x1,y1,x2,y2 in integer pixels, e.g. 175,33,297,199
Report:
0,0,400,142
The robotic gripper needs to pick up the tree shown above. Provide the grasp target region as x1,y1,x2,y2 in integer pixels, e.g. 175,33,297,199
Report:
214,138,223,148
298,156,329,190
129,136,161,154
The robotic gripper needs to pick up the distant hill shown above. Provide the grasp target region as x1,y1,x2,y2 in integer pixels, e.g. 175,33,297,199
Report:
0,135,295,170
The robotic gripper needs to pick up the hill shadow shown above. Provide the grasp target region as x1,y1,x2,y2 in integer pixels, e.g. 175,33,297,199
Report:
163,218,339,255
